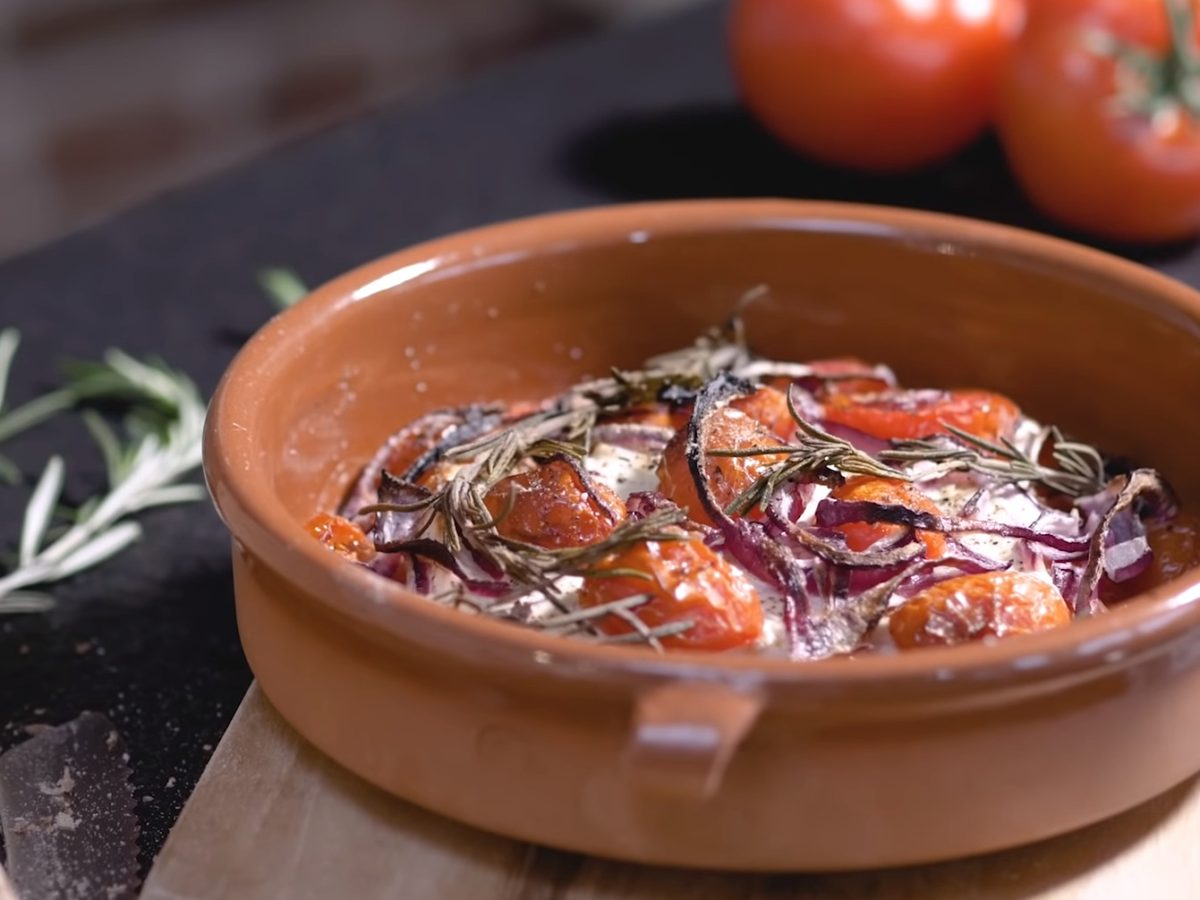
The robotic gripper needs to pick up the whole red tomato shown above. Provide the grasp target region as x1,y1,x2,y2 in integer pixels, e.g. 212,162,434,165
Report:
729,0,1025,172
998,0,1200,242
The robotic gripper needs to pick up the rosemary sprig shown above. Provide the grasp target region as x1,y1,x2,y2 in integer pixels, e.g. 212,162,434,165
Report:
485,592,691,651
531,593,653,629
639,286,761,380
442,406,596,464
0,329,77,456
493,507,694,650
367,389,689,597
0,349,207,613
0,333,194,452
712,379,1107,513
714,390,910,516
0,328,22,484
361,305,771,647
377,437,693,645
494,592,694,652
881,424,1106,498
504,506,689,584
257,267,308,310
591,617,694,650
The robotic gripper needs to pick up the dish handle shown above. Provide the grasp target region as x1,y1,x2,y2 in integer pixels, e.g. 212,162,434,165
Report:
622,681,765,801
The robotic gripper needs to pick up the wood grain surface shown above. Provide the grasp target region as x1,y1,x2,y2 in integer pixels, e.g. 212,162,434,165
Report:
140,685,1200,900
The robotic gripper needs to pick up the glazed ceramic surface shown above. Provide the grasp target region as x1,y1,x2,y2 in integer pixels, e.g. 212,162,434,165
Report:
204,201,1200,870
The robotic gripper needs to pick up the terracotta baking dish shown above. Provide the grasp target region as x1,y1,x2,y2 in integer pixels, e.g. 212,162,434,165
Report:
204,200,1200,870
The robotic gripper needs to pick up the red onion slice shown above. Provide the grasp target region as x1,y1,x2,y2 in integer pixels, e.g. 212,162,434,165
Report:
342,403,507,521
370,472,435,551
814,498,1091,554
1076,470,1171,612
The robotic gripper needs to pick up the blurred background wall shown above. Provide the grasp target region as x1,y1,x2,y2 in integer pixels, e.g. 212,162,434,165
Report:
0,0,700,261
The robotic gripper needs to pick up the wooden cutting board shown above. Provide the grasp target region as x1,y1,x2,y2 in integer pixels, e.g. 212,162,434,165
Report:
140,684,1200,900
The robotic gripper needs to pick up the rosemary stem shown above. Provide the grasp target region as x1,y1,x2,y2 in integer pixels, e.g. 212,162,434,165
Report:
0,389,77,445
0,565,43,596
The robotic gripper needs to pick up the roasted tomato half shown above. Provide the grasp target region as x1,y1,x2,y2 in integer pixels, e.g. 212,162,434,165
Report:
578,536,764,651
729,385,796,440
890,571,1070,649
484,458,625,550
658,404,788,526
823,389,1019,442
306,513,375,562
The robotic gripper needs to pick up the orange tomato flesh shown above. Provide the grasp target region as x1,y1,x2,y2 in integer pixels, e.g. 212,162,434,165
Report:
889,572,1070,649
823,389,1019,442
657,405,788,526
729,386,796,440
578,536,764,651
306,513,375,562
483,459,624,550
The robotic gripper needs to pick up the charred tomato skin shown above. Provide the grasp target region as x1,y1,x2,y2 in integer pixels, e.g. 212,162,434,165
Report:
657,405,788,527
823,389,1019,442
829,476,946,559
890,571,1070,649
306,513,375,562
578,536,765,651
483,458,625,550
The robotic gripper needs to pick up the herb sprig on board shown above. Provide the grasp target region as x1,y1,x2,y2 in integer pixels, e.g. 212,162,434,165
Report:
0,332,207,613
257,268,308,310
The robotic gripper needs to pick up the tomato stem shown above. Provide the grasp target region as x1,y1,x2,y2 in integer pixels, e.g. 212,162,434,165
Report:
1164,0,1200,111
1092,0,1200,121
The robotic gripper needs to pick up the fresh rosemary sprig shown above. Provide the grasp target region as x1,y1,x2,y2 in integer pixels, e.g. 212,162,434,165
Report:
257,267,308,310
0,330,196,452
714,390,910,516
0,330,78,462
0,346,207,613
0,328,23,484
881,424,1107,498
